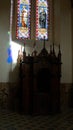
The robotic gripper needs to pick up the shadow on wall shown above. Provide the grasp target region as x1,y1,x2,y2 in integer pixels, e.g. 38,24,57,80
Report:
68,85,73,108
8,64,22,112
8,64,19,82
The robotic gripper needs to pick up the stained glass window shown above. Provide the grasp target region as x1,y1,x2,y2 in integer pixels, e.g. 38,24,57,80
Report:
16,0,31,39
16,0,49,40
36,0,48,40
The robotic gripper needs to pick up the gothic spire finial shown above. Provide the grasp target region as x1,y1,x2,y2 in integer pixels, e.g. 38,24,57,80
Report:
58,44,61,61
53,42,55,55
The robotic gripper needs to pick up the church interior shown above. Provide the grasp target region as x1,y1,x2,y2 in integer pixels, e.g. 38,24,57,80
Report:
0,0,73,129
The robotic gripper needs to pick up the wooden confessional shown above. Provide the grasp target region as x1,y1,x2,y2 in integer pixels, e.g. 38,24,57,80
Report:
19,42,61,114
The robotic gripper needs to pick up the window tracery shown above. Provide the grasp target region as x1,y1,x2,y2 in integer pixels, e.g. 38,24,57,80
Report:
15,0,52,41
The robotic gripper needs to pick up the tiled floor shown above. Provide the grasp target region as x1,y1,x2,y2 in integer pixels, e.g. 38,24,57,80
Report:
0,108,73,130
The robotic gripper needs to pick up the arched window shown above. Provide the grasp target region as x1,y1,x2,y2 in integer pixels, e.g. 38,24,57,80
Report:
36,0,48,40
16,0,31,39
13,0,53,41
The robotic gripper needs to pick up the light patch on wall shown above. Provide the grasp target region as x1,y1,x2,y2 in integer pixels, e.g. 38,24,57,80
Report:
6,31,13,64
6,0,24,64
7,45,13,64
6,0,13,64
10,41,24,64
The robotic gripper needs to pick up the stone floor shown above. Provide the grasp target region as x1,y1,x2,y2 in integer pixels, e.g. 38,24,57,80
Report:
0,108,73,130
